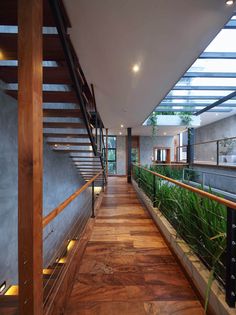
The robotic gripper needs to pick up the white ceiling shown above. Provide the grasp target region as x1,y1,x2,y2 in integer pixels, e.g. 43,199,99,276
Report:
64,0,236,135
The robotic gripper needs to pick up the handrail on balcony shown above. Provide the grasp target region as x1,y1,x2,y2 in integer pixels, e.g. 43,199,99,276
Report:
132,163,236,307
133,164,236,210
43,170,103,227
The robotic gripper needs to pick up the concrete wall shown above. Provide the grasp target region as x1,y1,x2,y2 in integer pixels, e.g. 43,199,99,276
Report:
140,136,175,166
192,115,236,194
195,115,236,143
0,91,91,286
116,136,126,175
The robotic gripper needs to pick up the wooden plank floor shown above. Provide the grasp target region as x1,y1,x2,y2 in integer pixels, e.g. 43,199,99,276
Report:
65,177,204,315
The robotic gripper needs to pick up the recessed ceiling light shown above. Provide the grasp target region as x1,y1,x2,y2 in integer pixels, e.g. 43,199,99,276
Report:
119,132,122,135
54,144,58,148
215,113,219,116
121,124,124,128
163,132,167,136
132,64,140,73
226,0,234,5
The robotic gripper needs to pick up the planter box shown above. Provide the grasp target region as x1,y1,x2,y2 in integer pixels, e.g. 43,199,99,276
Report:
132,179,235,315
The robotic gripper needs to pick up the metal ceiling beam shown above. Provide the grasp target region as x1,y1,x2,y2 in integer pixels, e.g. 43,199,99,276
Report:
164,96,232,100
184,72,236,78
173,86,236,91
199,52,236,59
159,103,236,107
224,20,236,29
195,90,236,115
155,109,231,113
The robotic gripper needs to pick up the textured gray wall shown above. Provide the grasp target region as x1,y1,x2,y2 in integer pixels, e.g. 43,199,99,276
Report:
195,115,236,143
192,115,236,194
140,136,175,166
194,115,236,164
116,136,126,175
0,91,91,286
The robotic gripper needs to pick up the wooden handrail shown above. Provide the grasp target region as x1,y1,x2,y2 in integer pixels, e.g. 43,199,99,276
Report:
151,163,188,166
43,170,103,227
133,164,236,210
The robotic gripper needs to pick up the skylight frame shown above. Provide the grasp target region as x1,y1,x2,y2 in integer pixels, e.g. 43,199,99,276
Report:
145,13,236,119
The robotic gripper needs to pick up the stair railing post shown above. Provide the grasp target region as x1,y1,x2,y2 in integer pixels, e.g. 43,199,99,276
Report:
91,181,95,218
226,207,236,307
153,174,157,207
216,140,220,166
138,166,141,187
102,172,105,192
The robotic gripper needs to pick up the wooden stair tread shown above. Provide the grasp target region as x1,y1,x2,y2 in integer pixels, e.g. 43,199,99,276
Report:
1,65,72,85
0,0,71,27
7,90,79,103
43,109,82,118
0,33,65,61
47,141,91,146
44,133,89,139
43,122,85,129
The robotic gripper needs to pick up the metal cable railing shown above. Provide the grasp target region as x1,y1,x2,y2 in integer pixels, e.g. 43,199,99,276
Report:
42,170,104,314
132,163,236,308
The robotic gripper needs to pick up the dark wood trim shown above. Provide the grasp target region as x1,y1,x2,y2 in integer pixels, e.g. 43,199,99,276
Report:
153,146,171,164
18,1,43,314
106,128,108,179
127,128,132,183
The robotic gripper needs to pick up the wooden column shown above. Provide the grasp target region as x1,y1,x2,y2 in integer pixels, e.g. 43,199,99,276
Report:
127,128,132,183
18,1,43,314
106,128,108,179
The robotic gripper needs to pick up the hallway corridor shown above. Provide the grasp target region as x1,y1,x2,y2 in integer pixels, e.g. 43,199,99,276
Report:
65,177,204,315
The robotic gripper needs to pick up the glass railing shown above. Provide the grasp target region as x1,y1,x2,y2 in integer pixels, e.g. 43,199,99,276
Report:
176,136,236,167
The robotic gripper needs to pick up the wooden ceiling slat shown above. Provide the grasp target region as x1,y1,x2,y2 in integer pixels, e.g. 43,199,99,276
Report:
7,90,78,103
0,66,72,85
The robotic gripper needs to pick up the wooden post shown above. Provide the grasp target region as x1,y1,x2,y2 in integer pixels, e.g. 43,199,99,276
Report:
106,128,108,179
127,128,132,183
18,1,43,314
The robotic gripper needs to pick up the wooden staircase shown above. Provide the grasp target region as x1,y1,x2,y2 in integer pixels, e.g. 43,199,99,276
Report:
0,0,105,184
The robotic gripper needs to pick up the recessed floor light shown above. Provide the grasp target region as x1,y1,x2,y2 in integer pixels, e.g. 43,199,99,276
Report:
226,0,234,5
132,64,140,73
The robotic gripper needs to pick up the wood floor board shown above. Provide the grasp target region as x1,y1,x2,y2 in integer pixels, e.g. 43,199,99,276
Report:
65,300,204,315
65,177,204,315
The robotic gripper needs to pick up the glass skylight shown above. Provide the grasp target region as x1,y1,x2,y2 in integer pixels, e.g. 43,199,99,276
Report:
144,13,236,122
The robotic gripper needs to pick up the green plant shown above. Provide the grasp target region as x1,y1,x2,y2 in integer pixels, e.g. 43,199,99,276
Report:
150,165,183,180
148,112,158,137
132,164,227,289
179,112,193,127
